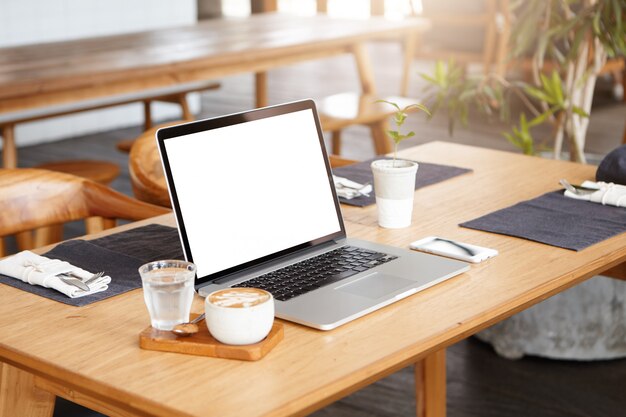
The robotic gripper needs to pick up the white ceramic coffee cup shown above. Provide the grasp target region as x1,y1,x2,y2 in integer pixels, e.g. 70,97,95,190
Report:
204,287,274,345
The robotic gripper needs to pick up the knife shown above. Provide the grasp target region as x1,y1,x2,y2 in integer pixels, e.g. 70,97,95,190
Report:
58,275,90,291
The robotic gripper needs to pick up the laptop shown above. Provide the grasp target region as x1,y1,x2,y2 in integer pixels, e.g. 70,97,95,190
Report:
156,99,469,330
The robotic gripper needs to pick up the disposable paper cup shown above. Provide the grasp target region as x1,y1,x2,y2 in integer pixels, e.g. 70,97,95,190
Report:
371,159,418,229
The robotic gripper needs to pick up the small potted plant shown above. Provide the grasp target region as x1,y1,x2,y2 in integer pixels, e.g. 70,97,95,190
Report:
372,101,430,229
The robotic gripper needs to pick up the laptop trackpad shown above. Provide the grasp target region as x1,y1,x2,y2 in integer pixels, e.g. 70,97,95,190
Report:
336,273,413,300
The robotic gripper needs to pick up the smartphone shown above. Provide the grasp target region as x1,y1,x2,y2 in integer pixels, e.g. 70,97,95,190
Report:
409,236,498,263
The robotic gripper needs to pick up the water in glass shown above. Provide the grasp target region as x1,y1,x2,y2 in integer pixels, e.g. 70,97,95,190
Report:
139,261,196,331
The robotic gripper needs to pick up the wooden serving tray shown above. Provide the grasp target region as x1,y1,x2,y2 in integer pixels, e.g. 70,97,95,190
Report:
139,314,283,361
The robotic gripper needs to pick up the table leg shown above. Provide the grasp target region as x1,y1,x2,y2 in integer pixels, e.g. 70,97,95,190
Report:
0,362,55,417
255,72,268,108
331,130,342,155
370,120,392,155
415,348,446,417
370,0,385,16
143,100,153,131
603,262,626,281
250,0,277,13
178,94,193,121
1,124,17,168
401,29,418,97
351,43,377,96
85,217,116,234
16,231,34,252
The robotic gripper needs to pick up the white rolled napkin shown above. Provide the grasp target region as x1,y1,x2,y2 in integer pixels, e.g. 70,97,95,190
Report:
564,181,626,207
0,251,111,298
333,175,373,200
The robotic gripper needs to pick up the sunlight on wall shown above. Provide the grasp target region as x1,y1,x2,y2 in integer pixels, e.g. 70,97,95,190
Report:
384,0,422,19
327,0,369,19
278,0,317,16
221,0,423,18
222,0,250,16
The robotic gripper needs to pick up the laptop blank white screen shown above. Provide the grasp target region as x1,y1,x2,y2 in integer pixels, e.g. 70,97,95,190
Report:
163,109,342,278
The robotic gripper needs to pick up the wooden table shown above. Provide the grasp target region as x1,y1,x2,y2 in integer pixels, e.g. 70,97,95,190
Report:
0,13,428,168
2,142,625,417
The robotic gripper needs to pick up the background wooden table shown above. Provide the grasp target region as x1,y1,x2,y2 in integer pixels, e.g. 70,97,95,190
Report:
1,142,624,417
0,13,428,168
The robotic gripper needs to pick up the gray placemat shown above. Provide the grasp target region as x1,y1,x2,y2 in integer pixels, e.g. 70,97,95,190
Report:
333,158,472,207
0,225,183,306
90,224,184,260
460,191,626,251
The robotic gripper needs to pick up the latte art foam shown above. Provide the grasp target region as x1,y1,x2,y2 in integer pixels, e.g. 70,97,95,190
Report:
208,288,270,308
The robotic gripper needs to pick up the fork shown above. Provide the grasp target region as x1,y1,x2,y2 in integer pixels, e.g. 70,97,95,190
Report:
64,270,105,285
336,182,371,197
559,179,598,196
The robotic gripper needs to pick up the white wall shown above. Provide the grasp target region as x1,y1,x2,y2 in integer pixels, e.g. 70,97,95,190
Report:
0,0,200,148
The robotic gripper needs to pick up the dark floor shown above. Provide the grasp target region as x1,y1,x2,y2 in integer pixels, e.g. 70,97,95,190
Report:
9,41,626,417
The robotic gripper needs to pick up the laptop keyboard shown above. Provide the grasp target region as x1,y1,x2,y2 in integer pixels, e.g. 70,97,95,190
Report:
234,246,397,301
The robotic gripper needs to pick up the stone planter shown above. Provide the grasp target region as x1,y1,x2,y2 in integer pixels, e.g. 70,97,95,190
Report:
477,276,626,360
478,151,626,361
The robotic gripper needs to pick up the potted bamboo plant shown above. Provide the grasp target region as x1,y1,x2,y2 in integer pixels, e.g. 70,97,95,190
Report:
421,0,626,163
371,101,430,229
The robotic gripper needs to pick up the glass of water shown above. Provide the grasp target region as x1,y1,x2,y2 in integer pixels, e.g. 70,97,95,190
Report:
139,260,196,331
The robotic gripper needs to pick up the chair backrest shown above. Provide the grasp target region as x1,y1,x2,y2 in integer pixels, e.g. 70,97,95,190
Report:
129,123,174,208
418,0,510,76
0,168,170,256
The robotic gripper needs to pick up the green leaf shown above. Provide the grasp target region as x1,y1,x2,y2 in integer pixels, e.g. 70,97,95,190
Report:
435,61,446,86
394,112,407,126
539,73,553,97
419,73,439,85
520,113,529,131
572,106,589,118
403,103,431,117
503,132,521,148
614,0,623,36
386,130,400,141
458,88,477,102
375,100,400,111
550,71,564,106
566,23,588,62
528,111,552,127
524,86,555,104
483,85,496,100
592,12,601,35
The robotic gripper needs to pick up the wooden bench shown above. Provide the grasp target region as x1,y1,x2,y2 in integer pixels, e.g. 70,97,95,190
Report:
0,80,221,169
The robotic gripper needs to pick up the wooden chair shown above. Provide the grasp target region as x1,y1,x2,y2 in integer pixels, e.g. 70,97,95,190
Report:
129,123,176,208
315,4,441,156
128,121,357,208
318,93,424,155
34,160,121,185
417,0,510,77
0,168,170,257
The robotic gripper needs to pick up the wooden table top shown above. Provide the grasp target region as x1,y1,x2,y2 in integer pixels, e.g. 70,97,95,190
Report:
1,142,624,417
0,13,428,112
